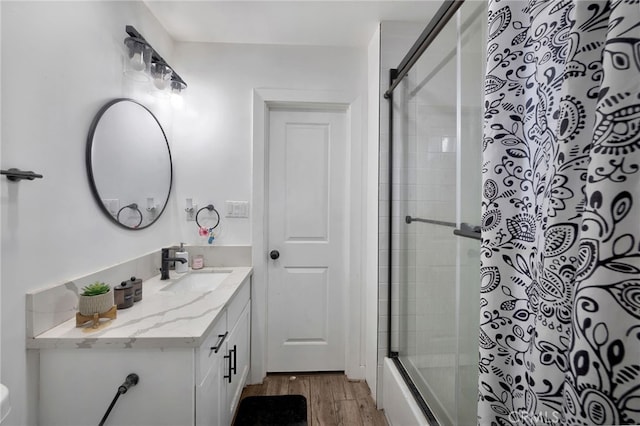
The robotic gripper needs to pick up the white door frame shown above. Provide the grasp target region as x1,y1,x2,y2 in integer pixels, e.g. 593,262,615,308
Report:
251,88,364,383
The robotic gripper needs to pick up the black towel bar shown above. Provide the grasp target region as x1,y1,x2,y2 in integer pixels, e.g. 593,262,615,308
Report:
405,215,455,228
405,216,481,240
1,168,43,181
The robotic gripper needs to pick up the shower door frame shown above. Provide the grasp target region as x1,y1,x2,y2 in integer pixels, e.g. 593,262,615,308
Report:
383,0,485,424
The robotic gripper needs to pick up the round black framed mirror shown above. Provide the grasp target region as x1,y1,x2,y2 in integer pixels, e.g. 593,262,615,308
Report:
86,98,173,230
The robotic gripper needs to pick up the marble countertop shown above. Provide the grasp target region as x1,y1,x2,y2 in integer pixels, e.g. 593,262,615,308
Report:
27,267,252,350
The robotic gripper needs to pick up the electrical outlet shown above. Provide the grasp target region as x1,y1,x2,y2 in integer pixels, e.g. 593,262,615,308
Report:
186,204,198,222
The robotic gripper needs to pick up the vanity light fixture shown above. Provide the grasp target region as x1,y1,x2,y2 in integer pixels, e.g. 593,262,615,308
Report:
124,25,187,93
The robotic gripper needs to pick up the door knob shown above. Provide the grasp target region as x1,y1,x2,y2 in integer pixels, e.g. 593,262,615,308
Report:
270,250,280,260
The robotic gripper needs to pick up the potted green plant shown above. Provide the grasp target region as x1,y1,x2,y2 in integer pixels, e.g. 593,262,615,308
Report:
78,282,114,316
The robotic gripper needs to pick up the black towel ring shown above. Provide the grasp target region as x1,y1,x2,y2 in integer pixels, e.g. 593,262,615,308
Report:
196,204,220,230
116,203,143,228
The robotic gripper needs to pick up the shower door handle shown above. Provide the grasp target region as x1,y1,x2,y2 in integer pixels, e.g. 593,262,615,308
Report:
270,250,280,260
453,223,481,240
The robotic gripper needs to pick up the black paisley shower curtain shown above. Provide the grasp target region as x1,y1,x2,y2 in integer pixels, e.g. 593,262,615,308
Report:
479,1,640,424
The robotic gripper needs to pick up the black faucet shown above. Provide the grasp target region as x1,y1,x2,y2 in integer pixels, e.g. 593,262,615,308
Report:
160,247,188,280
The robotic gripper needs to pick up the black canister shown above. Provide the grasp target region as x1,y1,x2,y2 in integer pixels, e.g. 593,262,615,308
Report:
129,276,143,302
115,281,134,309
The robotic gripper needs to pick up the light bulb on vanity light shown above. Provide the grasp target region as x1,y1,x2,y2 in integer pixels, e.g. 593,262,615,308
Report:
124,37,151,80
171,80,186,94
170,80,186,107
130,52,145,71
151,62,172,90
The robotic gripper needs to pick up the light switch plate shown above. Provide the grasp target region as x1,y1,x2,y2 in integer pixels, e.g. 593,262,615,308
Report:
225,201,249,218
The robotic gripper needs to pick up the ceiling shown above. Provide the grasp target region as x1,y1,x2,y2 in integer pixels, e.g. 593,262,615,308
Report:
143,1,444,47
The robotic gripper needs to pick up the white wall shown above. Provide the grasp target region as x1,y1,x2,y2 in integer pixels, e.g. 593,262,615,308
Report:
170,41,367,245
1,2,178,424
169,41,368,383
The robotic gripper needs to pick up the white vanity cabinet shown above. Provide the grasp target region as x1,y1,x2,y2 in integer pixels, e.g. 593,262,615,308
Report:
196,310,228,426
196,278,251,426
226,300,250,420
37,273,251,426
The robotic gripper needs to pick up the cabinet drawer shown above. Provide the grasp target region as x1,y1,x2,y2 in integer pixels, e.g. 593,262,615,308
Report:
227,277,250,328
197,312,227,386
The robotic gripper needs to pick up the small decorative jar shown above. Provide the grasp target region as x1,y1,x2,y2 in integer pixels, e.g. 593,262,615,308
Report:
192,255,204,270
114,281,134,309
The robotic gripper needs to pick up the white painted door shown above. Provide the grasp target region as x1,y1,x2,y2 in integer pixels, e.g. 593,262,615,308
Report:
267,107,347,372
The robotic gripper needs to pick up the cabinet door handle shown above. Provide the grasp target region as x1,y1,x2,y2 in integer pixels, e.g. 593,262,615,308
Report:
224,352,232,383
211,332,228,354
231,345,237,375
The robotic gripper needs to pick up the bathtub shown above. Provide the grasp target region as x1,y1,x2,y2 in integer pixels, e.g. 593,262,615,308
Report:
382,357,432,426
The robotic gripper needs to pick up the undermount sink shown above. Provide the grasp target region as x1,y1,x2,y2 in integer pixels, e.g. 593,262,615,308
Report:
160,271,231,294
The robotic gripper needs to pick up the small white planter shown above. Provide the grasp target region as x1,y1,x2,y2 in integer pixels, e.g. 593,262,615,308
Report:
78,289,114,316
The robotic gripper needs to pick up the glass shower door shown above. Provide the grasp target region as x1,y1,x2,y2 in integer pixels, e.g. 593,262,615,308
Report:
457,3,485,425
393,2,486,425
396,10,459,425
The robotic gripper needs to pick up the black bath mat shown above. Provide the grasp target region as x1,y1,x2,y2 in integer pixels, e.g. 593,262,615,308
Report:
233,395,308,426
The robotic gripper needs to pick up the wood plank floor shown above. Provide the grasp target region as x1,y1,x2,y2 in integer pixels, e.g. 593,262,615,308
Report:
237,373,388,426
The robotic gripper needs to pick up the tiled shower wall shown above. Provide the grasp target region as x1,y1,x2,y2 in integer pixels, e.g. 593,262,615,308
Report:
378,19,461,398
401,19,460,367
400,100,458,367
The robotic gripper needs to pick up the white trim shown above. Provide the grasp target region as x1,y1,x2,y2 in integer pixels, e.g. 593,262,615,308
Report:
366,23,381,400
346,96,365,379
251,88,364,383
